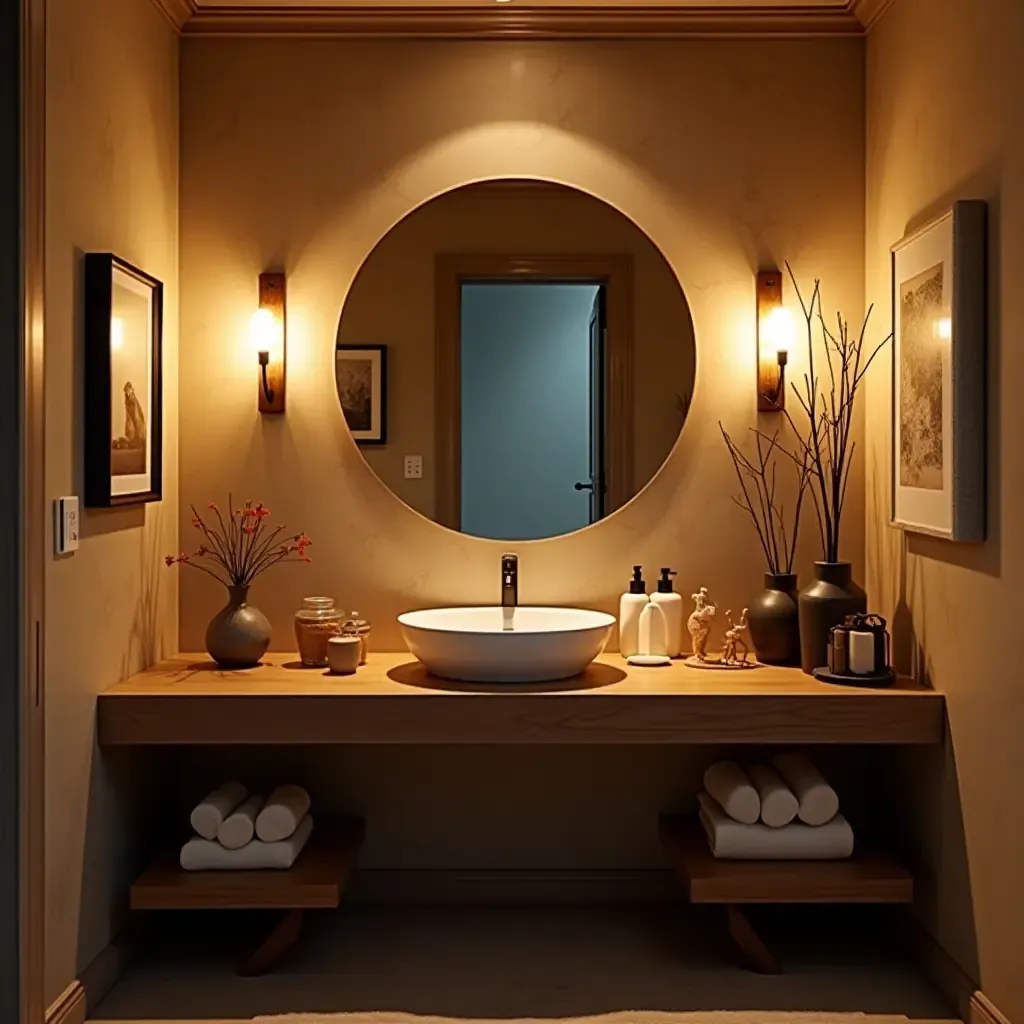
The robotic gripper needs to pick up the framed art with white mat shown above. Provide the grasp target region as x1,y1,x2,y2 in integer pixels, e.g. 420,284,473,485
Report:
891,200,987,541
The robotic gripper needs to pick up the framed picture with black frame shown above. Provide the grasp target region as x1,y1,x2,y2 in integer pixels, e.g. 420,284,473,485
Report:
335,344,388,445
84,253,163,507
890,200,987,542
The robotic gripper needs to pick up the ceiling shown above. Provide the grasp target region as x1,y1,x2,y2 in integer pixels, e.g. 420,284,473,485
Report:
157,0,893,37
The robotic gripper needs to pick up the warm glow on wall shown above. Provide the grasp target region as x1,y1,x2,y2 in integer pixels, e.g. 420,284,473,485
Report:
756,270,793,412
253,272,286,414
110,317,125,352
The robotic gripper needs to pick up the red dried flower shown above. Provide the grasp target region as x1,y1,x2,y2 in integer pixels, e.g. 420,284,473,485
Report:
170,497,310,587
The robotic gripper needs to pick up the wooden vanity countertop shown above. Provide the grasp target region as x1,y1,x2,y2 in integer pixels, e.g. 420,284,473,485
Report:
97,652,944,746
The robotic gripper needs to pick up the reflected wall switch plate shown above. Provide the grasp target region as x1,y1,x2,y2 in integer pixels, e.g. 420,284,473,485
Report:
404,455,423,480
54,496,80,554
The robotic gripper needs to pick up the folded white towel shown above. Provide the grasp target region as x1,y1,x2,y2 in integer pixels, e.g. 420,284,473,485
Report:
698,792,853,860
189,781,247,841
217,793,264,850
181,815,313,871
702,761,760,825
256,785,311,843
772,752,840,826
747,763,799,828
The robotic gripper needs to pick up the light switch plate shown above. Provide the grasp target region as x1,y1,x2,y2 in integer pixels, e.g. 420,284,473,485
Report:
54,496,80,554
404,455,423,480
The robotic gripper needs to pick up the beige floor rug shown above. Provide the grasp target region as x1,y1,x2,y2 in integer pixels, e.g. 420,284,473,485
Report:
254,1012,918,1024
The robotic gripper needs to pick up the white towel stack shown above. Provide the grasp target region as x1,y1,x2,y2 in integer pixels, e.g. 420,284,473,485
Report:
181,782,314,871
697,754,853,860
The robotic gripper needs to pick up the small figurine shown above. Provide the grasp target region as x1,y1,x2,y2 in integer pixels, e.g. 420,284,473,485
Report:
686,587,717,662
720,608,750,666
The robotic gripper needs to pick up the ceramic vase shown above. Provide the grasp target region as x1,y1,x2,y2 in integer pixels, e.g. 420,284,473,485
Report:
747,572,800,666
797,562,867,674
205,584,272,669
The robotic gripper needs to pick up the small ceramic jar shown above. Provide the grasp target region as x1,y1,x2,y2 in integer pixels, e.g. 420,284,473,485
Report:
294,597,344,667
327,635,362,675
341,612,372,665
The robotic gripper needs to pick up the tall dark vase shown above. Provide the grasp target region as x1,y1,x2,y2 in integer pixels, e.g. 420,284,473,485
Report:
205,584,272,669
798,562,866,674
748,573,801,666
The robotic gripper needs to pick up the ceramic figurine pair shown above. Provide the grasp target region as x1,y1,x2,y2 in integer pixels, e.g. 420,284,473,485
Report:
685,586,754,669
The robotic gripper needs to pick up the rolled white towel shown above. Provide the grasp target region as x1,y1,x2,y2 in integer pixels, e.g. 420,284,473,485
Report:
702,760,760,825
698,792,853,860
189,781,247,841
181,815,313,871
217,793,264,850
256,785,311,843
747,764,799,829
772,752,840,826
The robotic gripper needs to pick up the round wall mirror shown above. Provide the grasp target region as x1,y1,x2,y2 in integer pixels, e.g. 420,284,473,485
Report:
335,179,696,542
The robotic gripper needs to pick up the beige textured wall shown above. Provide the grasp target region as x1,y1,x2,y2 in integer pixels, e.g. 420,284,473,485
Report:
336,182,696,520
44,0,179,1006
179,38,867,652
865,0,1024,1020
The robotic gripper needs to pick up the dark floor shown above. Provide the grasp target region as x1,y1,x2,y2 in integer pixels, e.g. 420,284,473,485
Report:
91,903,954,1022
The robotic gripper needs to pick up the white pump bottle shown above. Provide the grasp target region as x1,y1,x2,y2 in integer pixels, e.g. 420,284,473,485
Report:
618,566,649,658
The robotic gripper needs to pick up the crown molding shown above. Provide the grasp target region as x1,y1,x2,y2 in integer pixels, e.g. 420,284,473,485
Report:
180,4,865,39
151,0,197,31
850,0,898,29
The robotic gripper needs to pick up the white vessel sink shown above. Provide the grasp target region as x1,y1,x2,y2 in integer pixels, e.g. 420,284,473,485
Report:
397,606,616,683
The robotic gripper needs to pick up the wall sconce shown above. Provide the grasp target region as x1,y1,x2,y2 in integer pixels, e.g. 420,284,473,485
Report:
756,270,795,412
251,271,286,414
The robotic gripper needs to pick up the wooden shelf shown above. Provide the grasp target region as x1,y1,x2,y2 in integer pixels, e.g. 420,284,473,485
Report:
130,817,364,911
97,652,944,746
659,815,914,905
130,817,364,975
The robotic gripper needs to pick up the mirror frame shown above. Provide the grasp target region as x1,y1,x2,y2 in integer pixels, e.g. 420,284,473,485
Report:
433,252,635,533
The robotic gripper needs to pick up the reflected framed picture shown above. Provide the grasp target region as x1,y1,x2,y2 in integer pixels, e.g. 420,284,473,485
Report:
84,253,163,507
336,344,387,444
891,200,986,541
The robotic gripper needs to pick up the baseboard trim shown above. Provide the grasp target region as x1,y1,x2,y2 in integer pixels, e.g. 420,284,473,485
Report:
900,912,1014,1024
971,992,1014,1024
347,867,680,905
45,982,85,1024
78,921,144,1015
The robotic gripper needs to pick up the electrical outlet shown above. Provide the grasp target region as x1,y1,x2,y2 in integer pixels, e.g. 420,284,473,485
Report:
404,455,423,480
54,496,80,554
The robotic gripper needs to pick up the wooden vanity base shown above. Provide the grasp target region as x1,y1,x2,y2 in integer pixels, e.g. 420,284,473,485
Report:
130,817,364,976
659,815,913,974
239,908,305,977
724,904,781,975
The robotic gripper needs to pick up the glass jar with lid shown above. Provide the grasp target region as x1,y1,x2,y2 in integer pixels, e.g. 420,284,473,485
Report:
294,596,345,667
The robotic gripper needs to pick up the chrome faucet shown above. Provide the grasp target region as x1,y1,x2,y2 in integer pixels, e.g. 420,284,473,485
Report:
501,553,518,608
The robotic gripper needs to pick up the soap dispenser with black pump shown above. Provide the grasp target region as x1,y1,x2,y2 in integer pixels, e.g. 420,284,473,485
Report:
650,568,683,657
618,566,649,658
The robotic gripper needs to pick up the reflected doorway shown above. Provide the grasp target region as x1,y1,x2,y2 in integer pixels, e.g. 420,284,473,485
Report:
435,252,634,539
460,281,606,540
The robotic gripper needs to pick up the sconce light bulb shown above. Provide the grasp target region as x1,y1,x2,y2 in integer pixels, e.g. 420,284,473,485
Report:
250,307,277,356
763,306,796,359
935,316,952,341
